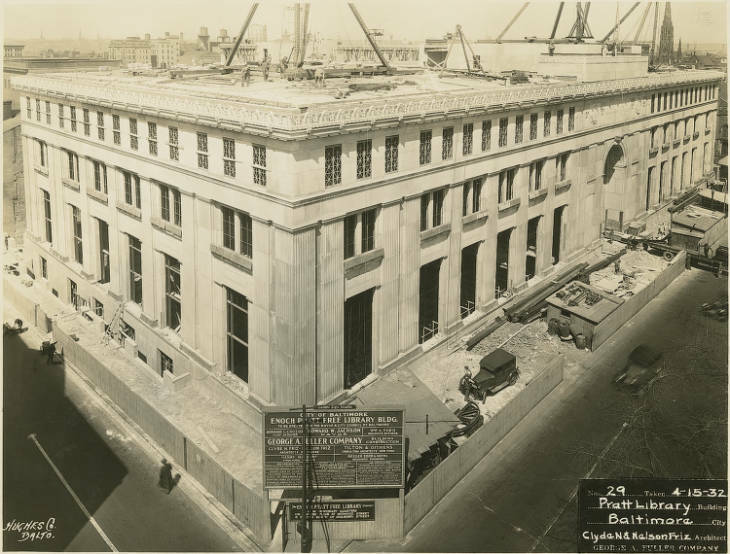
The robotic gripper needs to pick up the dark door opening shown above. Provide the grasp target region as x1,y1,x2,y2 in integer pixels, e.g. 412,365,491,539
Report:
344,288,374,389
526,217,540,281
460,243,478,318
496,229,511,297
552,205,566,265
419,260,441,343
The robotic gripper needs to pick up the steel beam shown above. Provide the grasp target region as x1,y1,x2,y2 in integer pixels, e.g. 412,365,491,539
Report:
348,3,390,68
496,2,530,41
600,1,641,43
550,2,565,39
224,2,260,67
633,2,652,43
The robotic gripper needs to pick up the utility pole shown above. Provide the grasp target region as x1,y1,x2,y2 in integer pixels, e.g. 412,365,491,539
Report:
299,405,312,553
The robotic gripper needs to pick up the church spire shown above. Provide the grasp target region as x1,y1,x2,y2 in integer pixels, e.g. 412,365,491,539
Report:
657,2,675,65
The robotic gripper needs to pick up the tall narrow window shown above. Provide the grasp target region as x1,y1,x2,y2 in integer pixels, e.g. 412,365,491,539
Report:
35,99,41,122
420,194,429,231
498,168,516,202
253,144,266,185
568,107,575,131
70,106,77,132
93,161,108,194
239,213,253,258
471,178,482,213
70,280,78,309
481,120,491,151
442,128,453,160
530,113,538,140
123,171,141,209
325,144,342,186
530,160,544,190
197,132,208,169
226,288,249,382
515,115,523,144
557,152,570,181
99,219,110,284
128,236,143,305
385,135,399,173
223,137,236,177
72,205,83,264
168,126,179,160
112,114,121,145
43,190,52,243
344,214,357,259
26,96,31,119
356,139,373,179
164,255,182,332
36,140,48,168
129,118,138,150
462,123,473,155
222,207,235,250
499,117,508,147
543,110,551,137
432,189,445,227
58,104,65,128
45,101,51,124
361,208,376,253
148,122,158,155
66,151,79,181
556,109,564,134
82,108,90,135
419,130,432,165
651,94,655,113
97,111,105,140
160,185,170,222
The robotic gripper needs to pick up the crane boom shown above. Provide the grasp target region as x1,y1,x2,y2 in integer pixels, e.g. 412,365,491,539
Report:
297,3,311,66
497,2,530,42
457,25,471,74
550,2,565,39
600,2,640,43
632,2,652,43
225,2,260,67
348,3,390,69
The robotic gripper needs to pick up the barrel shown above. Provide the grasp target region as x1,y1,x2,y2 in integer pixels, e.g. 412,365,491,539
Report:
547,318,560,335
575,333,587,350
558,320,572,341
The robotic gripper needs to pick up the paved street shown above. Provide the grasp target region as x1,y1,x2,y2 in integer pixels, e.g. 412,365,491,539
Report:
347,268,728,553
3,321,248,551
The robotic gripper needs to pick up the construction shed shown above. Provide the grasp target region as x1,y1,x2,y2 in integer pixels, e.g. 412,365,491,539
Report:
670,203,728,257
545,282,623,351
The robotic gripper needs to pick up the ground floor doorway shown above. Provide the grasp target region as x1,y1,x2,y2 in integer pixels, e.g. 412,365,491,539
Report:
460,243,478,318
526,217,540,280
419,260,441,343
495,229,511,297
344,288,374,388
552,205,566,264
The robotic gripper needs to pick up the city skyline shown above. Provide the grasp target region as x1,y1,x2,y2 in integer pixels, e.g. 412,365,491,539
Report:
4,1,728,47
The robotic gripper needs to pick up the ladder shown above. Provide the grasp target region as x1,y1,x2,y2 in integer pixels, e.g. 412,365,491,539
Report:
102,302,125,345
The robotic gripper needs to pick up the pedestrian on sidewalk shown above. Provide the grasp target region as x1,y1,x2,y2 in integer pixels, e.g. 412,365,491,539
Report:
158,459,173,494
45,342,55,365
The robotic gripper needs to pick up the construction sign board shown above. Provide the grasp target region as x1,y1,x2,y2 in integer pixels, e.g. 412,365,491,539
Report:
262,408,405,489
288,501,376,521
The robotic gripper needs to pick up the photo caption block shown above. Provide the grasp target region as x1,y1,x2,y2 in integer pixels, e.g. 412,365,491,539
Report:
578,478,728,553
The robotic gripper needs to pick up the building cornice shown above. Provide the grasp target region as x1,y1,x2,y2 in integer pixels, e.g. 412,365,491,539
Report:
11,70,724,140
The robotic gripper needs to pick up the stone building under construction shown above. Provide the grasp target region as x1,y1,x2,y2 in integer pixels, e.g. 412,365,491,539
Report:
12,59,722,424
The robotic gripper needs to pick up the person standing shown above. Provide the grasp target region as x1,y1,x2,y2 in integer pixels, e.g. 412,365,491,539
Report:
158,459,173,494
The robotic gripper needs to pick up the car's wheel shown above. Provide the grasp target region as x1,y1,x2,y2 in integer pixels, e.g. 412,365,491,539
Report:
509,371,518,386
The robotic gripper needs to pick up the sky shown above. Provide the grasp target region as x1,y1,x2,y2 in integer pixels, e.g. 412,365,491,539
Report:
2,0,728,47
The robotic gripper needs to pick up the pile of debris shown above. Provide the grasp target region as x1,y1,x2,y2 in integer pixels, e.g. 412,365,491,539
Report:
589,248,669,297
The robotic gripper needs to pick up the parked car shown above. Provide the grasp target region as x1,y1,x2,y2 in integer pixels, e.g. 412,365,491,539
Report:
614,344,664,391
476,348,520,394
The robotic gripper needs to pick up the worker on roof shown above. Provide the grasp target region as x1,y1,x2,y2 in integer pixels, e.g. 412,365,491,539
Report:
241,65,251,87
314,67,325,88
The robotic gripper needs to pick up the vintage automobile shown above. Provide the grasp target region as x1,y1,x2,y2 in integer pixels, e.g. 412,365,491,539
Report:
613,344,664,391
459,348,519,402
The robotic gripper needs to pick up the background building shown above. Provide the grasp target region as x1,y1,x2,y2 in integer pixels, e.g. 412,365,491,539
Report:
108,33,180,68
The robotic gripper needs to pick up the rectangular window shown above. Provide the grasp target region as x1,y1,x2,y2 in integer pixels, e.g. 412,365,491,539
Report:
97,111,105,140
498,168,516,203
356,139,372,179
471,178,482,213
129,118,138,150
66,150,79,181
43,190,52,243
70,106,77,132
160,351,174,376
385,135,399,173
58,104,65,128
651,94,655,113
222,207,235,250
41,256,48,279
158,185,182,226
129,236,143,305
462,123,473,155
226,288,249,382
72,205,83,264
462,184,469,217
26,96,31,119
223,137,236,177
35,99,41,121
250,144,267,185
557,152,569,181
70,279,78,309
164,255,182,332
568,107,575,131
112,114,120,145
168,126,179,160
325,144,342,186
148,122,158,155
160,185,170,222
197,132,208,169
543,111,551,137
432,189,445,227
94,299,104,318
83,108,90,136
481,120,491,151
98,219,110,284
93,161,108,194
239,213,252,258
530,160,543,190
36,139,48,167
344,214,357,259
123,171,141,208
420,194,429,231
361,208,376,253
45,101,51,124
664,123,670,144
530,113,538,140
442,127,453,160
556,109,564,135
515,115,523,144
499,117,508,147
419,130,432,165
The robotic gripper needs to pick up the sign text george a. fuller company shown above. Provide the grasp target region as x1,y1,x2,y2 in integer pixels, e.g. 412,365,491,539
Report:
263,409,405,489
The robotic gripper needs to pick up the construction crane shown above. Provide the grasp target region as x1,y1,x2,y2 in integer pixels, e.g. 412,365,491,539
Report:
224,2,260,66
347,2,391,70
599,2,641,43
494,1,594,44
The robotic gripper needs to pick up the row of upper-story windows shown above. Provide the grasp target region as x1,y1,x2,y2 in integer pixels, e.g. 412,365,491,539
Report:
323,106,576,187
649,111,713,148
24,96,267,187
651,84,717,114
